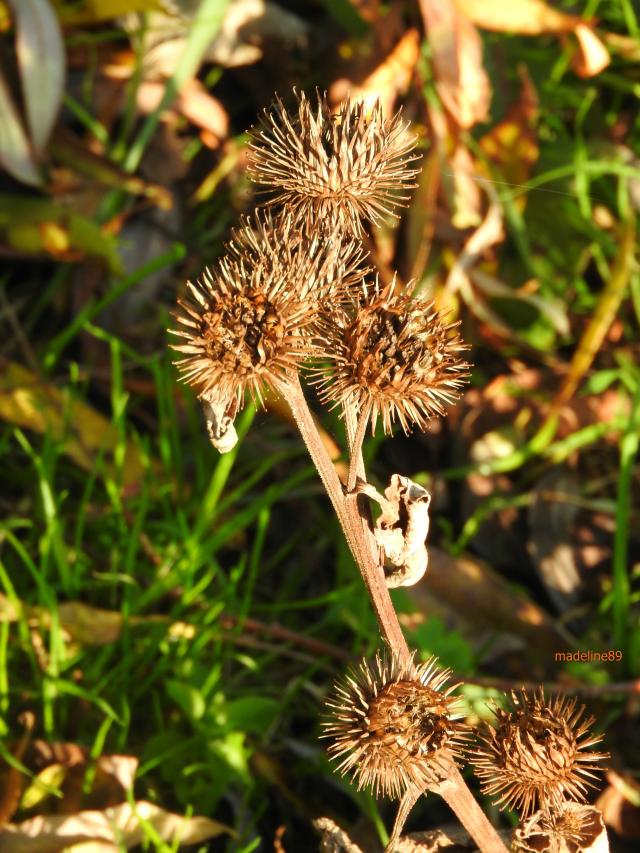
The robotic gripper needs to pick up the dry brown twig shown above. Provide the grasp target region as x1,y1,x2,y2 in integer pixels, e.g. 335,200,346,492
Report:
170,89,607,853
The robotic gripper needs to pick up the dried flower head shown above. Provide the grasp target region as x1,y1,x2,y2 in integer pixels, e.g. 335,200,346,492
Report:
247,90,420,234
471,690,607,818
314,277,469,434
322,652,468,800
170,213,365,408
515,803,607,853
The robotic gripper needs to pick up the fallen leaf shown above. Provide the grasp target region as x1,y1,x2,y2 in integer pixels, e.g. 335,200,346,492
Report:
419,0,491,129
455,0,578,34
445,184,504,294
135,77,228,142
0,194,121,271
572,21,611,77
0,800,233,852
0,359,148,488
406,545,574,668
456,0,610,78
339,28,420,115
0,72,40,186
527,470,582,612
9,0,65,153
54,0,162,25
127,0,308,76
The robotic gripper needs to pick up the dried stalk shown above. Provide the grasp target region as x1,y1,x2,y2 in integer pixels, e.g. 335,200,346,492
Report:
274,374,409,662
432,762,509,853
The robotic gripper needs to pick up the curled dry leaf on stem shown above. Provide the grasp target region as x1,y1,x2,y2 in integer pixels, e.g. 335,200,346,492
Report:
357,474,432,588
247,89,421,235
322,651,468,800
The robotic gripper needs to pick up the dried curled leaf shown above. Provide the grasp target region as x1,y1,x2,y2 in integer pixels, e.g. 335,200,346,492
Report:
360,475,431,587
201,390,239,454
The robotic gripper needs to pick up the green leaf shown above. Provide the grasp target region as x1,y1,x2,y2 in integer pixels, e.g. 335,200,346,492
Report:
224,697,281,734
166,679,206,721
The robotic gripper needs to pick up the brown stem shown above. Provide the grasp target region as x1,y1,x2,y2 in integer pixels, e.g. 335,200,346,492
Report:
275,374,409,661
432,763,509,853
346,403,370,493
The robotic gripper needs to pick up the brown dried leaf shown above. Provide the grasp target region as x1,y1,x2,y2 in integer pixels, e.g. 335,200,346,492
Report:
419,0,491,129
135,78,228,142
0,801,232,852
572,22,611,78
596,771,640,839
445,185,504,293
527,470,582,613
201,390,239,454
362,475,431,588
333,29,421,116
406,545,573,666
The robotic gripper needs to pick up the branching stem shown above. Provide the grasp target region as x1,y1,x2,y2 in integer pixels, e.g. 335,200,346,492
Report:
275,374,409,662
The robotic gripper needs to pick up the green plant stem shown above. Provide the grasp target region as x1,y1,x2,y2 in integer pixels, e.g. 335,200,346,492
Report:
612,380,640,655
274,375,409,662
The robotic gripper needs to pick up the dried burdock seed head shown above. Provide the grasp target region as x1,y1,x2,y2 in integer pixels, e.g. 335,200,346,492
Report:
515,803,608,853
322,651,468,800
170,213,363,408
314,277,469,435
247,89,420,235
471,689,608,819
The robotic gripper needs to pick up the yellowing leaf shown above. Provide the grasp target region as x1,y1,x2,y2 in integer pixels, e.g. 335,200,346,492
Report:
8,0,65,153
0,359,148,488
455,0,610,78
0,194,122,271
20,765,67,811
52,0,162,25
455,0,577,34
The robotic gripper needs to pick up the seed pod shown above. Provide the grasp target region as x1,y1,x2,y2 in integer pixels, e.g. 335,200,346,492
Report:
471,689,608,818
248,90,420,235
170,212,365,408
322,652,468,800
314,276,469,434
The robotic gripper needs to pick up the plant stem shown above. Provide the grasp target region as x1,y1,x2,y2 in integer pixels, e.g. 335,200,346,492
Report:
275,375,409,661
433,762,510,853
346,404,370,493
